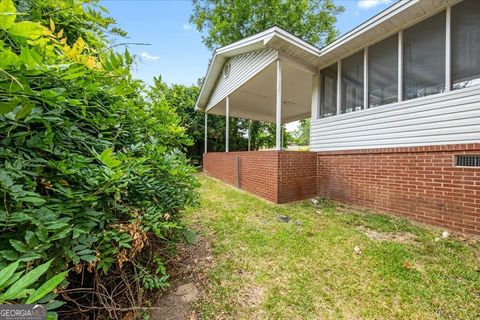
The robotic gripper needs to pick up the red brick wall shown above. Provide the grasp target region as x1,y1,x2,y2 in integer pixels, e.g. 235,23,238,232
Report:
203,151,279,202
317,144,480,235
203,144,480,234
278,152,317,203
203,151,317,203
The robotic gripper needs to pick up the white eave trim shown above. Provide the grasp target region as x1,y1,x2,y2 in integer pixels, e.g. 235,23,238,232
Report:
318,0,419,56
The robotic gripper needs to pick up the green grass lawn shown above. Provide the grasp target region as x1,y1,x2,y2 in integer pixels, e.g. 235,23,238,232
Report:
185,174,480,320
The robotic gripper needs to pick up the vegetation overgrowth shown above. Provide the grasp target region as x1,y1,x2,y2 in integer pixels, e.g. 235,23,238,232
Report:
0,0,198,317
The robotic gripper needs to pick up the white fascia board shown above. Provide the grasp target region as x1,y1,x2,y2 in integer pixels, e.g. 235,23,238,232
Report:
318,0,420,56
195,53,225,111
264,27,321,57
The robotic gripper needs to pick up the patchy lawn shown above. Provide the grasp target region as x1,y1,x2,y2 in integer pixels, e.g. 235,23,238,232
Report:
185,174,480,320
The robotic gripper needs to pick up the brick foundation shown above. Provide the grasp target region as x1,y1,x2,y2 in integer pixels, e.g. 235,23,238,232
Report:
203,151,317,203
317,144,480,235
203,144,480,234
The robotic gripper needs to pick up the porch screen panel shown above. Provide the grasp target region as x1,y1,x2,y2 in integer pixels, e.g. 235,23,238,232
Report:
451,0,480,90
368,34,398,108
403,11,446,100
341,50,363,113
320,63,337,118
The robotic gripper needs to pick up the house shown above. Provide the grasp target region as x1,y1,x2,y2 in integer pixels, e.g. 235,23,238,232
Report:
195,0,480,235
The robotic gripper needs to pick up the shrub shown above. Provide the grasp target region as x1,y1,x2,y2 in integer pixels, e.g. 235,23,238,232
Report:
0,0,198,315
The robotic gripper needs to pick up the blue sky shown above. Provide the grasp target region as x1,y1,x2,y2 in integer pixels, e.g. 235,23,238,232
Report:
101,0,394,86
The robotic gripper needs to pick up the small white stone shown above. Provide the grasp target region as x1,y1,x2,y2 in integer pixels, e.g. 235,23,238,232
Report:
353,245,362,255
434,237,441,242
441,231,450,238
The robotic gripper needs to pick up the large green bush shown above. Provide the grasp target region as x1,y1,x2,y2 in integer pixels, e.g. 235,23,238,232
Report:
0,0,198,312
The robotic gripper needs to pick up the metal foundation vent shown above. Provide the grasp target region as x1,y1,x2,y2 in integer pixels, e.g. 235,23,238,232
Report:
454,155,480,167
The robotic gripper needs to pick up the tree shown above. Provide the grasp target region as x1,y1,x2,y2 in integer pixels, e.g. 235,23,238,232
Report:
190,0,343,151
190,0,344,50
292,119,310,146
150,78,236,158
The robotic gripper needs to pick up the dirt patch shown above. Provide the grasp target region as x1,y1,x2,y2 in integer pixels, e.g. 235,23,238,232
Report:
238,286,265,308
149,235,213,320
357,226,417,244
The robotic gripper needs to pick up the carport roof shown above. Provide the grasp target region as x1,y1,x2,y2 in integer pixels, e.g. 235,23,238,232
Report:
195,0,454,120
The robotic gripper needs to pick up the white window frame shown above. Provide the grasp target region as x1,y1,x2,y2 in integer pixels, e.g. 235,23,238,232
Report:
315,3,467,120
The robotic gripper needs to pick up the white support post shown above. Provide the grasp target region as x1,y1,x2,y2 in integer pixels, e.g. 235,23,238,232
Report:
336,59,342,115
445,5,451,92
311,73,320,121
204,112,208,153
248,120,252,151
364,48,369,109
275,59,282,151
225,96,229,152
398,30,403,102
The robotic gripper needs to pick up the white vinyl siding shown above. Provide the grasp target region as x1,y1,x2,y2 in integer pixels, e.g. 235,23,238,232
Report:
310,86,480,151
206,48,278,111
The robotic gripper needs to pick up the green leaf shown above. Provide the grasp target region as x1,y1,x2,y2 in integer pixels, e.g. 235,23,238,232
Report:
14,99,34,121
99,148,121,168
0,259,52,300
18,196,45,204
0,49,19,68
80,255,96,263
62,70,87,80
26,271,68,304
0,261,19,288
0,250,18,261
0,0,16,29
0,169,14,187
0,102,17,115
42,88,66,99
18,253,42,262
9,239,29,253
0,271,23,290
46,299,65,310
9,21,46,39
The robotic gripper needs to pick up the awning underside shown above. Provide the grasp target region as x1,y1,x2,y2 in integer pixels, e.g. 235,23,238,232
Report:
206,61,312,123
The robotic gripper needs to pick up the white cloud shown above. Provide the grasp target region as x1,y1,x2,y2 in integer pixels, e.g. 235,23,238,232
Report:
141,52,160,61
357,0,392,9
182,24,194,31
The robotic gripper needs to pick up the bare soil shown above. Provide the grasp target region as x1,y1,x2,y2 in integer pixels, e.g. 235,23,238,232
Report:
149,235,213,320
357,226,418,244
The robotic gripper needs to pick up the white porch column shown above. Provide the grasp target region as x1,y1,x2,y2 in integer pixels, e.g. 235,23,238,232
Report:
275,59,282,151
225,96,230,152
248,120,252,151
445,5,451,92
204,112,208,153
311,73,320,121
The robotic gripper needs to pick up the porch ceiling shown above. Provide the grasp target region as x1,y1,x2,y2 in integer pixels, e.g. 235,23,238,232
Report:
206,61,311,123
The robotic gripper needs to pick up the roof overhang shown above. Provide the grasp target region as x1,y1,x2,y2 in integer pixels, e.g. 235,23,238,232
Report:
195,0,457,118
195,27,321,113
315,0,457,68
